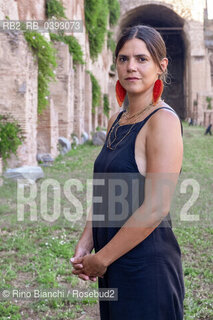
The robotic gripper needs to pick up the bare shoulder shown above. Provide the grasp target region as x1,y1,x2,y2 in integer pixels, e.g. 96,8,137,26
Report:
106,111,121,135
145,102,183,174
147,101,181,134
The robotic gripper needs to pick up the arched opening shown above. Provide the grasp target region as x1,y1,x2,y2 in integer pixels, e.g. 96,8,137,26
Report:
119,4,188,119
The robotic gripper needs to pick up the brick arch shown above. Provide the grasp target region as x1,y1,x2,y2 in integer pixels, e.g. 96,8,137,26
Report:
120,3,184,29
117,3,189,119
119,0,193,24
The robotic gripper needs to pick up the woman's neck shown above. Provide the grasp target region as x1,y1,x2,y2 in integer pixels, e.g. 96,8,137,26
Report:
127,89,154,115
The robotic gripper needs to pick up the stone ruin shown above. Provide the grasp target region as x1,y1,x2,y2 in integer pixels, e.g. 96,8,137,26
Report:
1,0,213,175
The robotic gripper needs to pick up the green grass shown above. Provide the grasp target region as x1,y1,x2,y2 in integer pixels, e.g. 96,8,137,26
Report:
172,122,213,319
0,142,101,319
0,125,212,319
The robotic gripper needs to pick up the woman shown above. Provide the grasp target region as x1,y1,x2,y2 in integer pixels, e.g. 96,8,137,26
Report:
71,25,185,319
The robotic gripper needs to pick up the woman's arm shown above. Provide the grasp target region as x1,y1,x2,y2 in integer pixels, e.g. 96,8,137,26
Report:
70,206,96,281
71,111,121,279
74,205,94,252
72,110,183,277
74,110,120,250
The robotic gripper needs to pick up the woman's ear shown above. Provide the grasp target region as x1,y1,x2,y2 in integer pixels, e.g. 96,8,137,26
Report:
160,57,168,73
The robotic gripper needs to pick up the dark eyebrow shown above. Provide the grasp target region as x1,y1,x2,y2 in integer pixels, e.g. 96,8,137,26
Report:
118,54,149,58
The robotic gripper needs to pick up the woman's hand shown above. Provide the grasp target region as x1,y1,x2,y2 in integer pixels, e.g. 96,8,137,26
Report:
72,253,107,278
70,245,97,282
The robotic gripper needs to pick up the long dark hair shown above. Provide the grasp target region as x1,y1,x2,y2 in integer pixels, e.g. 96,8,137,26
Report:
115,25,167,81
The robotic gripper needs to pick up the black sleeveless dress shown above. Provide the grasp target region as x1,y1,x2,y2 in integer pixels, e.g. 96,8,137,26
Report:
92,107,185,320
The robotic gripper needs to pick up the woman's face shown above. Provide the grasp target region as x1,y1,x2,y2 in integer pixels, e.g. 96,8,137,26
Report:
116,38,167,96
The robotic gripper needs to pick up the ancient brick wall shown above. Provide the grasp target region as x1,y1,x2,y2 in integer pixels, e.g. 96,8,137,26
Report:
0,0,114,168
1,0,212,169
0,32,38,167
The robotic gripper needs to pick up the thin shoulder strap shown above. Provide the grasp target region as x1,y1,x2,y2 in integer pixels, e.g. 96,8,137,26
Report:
142,107,183,136
105,111,123,141
116,110,124,122
110,107,183,137
106,111,123,138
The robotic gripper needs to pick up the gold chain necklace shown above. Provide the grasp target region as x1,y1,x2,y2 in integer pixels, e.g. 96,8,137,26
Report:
107,103,154,150
120,103,153,125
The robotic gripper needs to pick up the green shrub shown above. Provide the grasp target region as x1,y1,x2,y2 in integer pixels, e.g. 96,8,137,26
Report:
110,63,116,72
0,114,25,164
96,126,106,131
85,0,109,60
84,0,120,59
108,0,120,26
50,33,84,65
206,96,212,110
24,31,57,114
46,0,67,19
103,94,110,118
87,71,101,114
107,30,116,52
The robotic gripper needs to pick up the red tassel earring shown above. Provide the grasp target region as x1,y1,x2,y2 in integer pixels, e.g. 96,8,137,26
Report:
116,80,126,107
152,79,164,105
